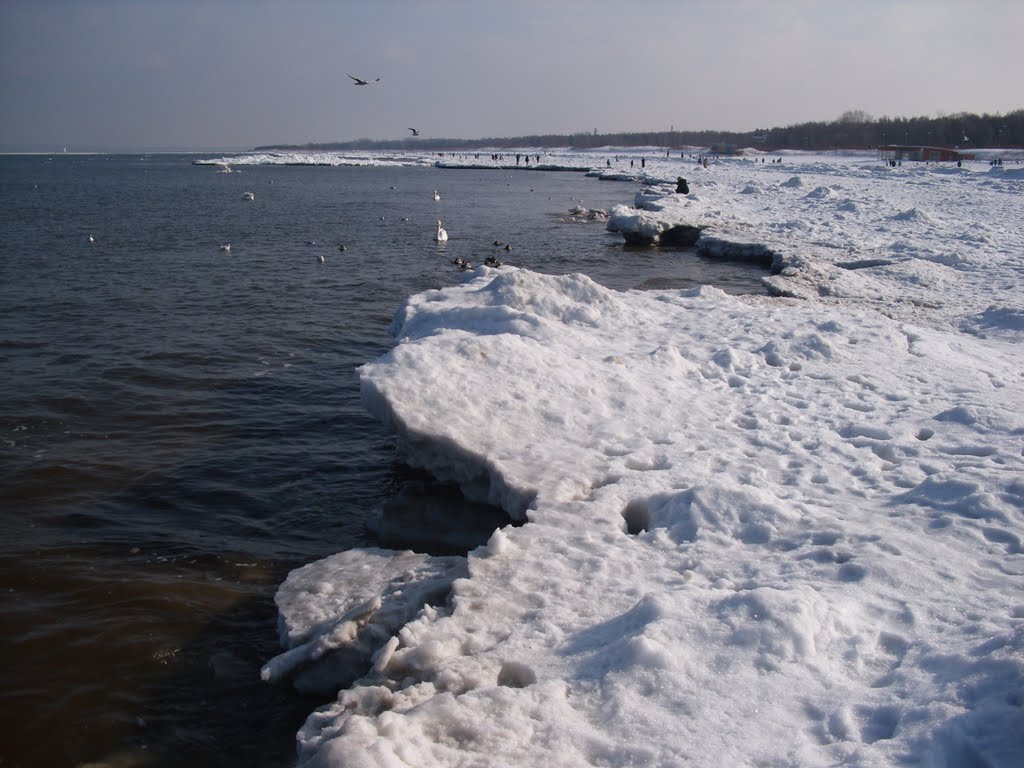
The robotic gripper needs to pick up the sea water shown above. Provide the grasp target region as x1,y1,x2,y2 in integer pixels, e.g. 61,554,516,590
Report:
0,153,766,767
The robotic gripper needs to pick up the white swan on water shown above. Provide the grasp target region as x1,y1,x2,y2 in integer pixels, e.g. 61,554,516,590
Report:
435,220,448,242
433,190,441,201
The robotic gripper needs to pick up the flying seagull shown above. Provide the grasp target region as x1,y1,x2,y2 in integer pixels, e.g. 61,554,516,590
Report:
347,74,380,85
408,128,420,136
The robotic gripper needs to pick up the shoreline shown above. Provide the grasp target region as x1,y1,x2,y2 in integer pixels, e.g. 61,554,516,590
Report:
260,148,1024,766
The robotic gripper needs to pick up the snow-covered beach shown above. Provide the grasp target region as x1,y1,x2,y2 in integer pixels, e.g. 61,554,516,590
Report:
251,148,1024,767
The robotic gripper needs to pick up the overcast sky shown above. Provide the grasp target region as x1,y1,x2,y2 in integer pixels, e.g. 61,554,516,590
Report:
1,0,1021,151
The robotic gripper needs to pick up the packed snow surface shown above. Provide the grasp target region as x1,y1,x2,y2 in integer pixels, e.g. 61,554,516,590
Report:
260,148,1024,767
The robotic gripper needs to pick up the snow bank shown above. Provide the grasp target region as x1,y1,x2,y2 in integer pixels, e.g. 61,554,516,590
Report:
264,148,1024,767
194,151,438,168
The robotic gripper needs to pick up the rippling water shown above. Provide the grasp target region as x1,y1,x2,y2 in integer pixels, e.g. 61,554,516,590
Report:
0,154,766,767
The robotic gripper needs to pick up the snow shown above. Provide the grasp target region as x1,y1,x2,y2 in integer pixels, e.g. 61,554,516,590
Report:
195,151,440,168
261,548,467,694
254,147,1024,767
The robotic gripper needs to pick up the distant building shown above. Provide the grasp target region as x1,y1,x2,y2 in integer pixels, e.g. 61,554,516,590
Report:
878,145,975,163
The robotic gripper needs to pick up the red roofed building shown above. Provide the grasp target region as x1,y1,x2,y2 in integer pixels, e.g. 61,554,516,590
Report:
878,145,975,163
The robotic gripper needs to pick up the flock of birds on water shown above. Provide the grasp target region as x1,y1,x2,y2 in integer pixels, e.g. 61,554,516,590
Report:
79,167,612,272
156,175,513,271
85,140,597,271
82,177,510,269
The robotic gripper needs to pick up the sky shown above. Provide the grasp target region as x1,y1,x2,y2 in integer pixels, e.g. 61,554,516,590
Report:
1,0,1022,152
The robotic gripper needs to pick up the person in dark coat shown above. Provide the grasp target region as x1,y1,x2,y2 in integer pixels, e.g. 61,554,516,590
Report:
676,177,689,194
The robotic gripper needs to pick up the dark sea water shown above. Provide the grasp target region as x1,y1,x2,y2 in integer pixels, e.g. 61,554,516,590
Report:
0,154,766,768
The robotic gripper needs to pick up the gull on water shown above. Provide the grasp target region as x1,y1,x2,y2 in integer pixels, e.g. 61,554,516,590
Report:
219,244,231,252
435,221,448,243
242,191,255,201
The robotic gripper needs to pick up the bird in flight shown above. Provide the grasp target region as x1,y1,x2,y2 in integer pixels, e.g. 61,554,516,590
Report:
347,74,380,85
408,128,420,136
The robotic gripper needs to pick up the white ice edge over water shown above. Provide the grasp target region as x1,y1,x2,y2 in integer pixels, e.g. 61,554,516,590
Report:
255,148,1024,767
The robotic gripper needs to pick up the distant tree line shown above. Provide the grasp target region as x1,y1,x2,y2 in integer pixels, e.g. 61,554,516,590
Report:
255,110,1023,153
763,109,1024,151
